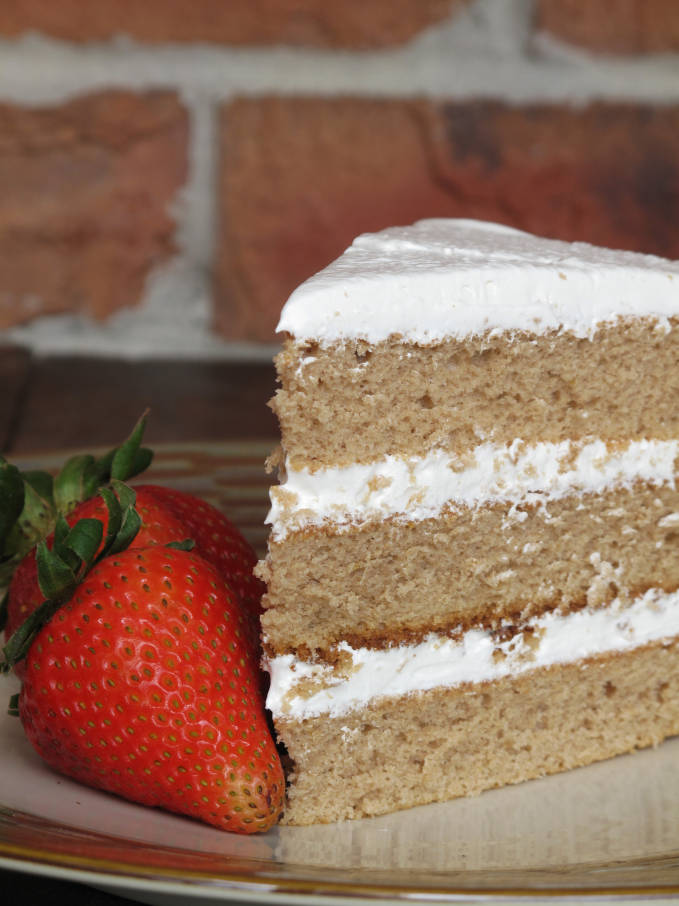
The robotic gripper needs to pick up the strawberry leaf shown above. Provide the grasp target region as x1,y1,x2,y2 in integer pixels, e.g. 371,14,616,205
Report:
53,454,98,515
107,507,142,557
51,416,153,516
0,471,56,588
166,539,196,551
1,594,64,672
52,414,152,514
0,414,154,597
51,515,82,574
14,475,57,551
0,459,27,607
22,469,55,506
103,481,142,557
111,479,137,511
0,590,8,633
0,459,25,551
36,541,77,600
1,480,145,674
98,486,123,550
53,513,71,549
110,413,153,483
65,518,104,566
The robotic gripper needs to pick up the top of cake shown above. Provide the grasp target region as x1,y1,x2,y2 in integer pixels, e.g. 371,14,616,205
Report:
277,219,679,344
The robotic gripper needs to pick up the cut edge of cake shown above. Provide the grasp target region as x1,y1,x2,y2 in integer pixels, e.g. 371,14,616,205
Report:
259,219,679,825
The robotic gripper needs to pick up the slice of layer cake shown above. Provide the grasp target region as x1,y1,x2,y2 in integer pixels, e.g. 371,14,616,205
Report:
258,219,679,826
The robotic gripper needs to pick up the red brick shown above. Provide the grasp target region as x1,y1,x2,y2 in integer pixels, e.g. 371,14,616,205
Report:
536,0,679,53
216,98,679,342
0,92,187,328
0,0,465,48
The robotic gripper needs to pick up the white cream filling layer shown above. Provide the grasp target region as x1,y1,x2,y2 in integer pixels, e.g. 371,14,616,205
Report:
268,438,679,540
265,588,679,720
278,220,679,344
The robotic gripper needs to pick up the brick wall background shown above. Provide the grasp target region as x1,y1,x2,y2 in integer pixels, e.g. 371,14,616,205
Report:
0,0,678,356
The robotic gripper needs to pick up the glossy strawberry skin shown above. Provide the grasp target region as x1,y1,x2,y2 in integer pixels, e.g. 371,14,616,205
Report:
19,546,284,834
6,487,263,681
5,489,188,646
138,485,265,620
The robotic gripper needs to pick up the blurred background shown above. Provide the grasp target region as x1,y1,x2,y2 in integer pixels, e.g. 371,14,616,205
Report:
0,0,677,449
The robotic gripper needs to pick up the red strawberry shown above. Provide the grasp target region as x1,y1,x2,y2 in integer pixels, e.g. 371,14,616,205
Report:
5,488,188,650
0,413,152,597
139,485,265,620
6,487,264,649
17,545,284,833
0,417,264,664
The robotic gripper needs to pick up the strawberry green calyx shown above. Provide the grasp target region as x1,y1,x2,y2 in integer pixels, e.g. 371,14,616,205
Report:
0,482,143,674
0,414,153,614
0,460,27,627
0,468,54,596
0,460,25,549
52,413,153,516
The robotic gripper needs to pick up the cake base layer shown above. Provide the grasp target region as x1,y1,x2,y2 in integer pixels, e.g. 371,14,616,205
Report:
273,319,679,470
277,639,679,825
261,480,679,654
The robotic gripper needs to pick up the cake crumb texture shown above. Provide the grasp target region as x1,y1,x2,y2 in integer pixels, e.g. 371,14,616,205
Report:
273,319,679,469
261,479,679,654
279,641,679,825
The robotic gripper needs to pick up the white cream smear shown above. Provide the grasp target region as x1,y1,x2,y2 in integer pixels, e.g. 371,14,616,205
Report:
268,438,679,540
266,588,679,720
277,220,679,344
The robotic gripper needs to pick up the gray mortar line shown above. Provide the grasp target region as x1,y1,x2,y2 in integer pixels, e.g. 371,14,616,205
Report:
0,41,678,105
0,0,677,106
179,92,218,269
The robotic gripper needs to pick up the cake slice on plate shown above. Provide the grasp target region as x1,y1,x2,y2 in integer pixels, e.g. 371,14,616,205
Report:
258,219,679,825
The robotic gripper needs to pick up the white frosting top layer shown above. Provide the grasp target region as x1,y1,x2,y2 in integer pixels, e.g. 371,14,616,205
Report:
277,220,679,344
265,588,679,720
267,438,679,540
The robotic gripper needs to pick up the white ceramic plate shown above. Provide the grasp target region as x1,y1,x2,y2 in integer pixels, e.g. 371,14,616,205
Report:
3,445,679,904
